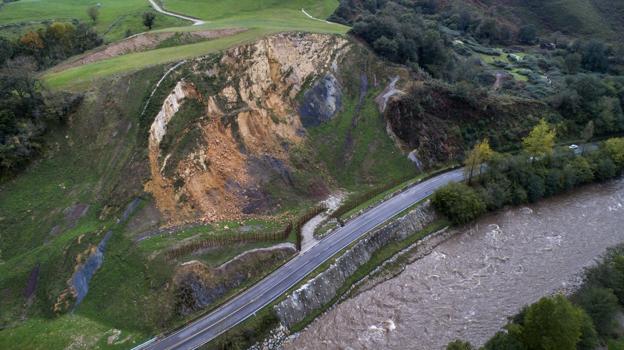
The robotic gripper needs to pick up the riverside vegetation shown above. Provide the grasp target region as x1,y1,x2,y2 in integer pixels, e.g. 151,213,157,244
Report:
432,121,624,225
447,243,624,350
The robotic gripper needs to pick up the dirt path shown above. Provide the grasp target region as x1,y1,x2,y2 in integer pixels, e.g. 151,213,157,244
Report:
301,8,333,24
300,192,346,252
147,0,205,26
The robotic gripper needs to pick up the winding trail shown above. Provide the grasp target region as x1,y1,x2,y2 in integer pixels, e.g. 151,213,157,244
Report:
147,0,206,26
301,8,333,24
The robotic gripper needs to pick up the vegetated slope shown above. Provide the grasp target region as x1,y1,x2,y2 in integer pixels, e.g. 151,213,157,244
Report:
384,81,543,167
470,0,624,42
0,32,415,348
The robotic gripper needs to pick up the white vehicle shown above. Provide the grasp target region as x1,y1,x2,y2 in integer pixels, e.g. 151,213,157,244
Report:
569,144,579,150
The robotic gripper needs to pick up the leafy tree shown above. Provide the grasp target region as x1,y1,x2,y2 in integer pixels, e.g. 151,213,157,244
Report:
581,121,594,143
604,137,624,168
87,5,99,23
575,287,619,336
577,311,599,350
483,330,526,350
521,295,583,350
523,119,556,159
432,182,486,224
593,157,617,181
524,173,545,203
518,25,537,44
143,12,156,30
465,138,494,184
564,53,582,74
581,40,610,73
446,340,474,350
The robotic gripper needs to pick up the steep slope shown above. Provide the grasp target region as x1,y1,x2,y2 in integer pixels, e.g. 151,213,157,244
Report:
144,33,350,223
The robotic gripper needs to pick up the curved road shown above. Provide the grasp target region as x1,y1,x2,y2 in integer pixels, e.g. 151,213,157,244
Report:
147,0,205,26
145,168,464,350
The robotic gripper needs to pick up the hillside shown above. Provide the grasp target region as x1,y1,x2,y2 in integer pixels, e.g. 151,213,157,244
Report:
1,0,624,349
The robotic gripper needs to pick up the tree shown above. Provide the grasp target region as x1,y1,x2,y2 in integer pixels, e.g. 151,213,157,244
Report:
446,340,474,350
577,311,599,350
604,137,624,168
87,5,99,23
581,40,610,73
575,287,619,336
521,294,583,350
518,25,537,45
143,11,156,30
564,53,582,74
523,119,556,159
464,139,494,184
581,121,594,143
483,331,525,350
432,182,486,224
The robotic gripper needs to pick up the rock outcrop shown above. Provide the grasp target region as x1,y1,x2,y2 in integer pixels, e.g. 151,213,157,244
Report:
274,202,437,329
144,33,350,224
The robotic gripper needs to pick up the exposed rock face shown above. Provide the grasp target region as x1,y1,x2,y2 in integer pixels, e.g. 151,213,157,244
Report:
274,203,437,329
144,33,350,224
299,73,342,127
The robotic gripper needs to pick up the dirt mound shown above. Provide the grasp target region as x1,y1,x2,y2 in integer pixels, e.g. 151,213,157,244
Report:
51,28,247,72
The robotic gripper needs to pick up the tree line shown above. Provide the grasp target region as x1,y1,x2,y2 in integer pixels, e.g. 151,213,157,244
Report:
0,20,103,177
432,119,624,225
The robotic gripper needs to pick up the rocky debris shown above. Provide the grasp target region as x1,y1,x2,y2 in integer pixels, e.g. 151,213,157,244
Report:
298,73,342,127
375,76,404,112
274,202,436,329
144,33,350,224
249,324,290,350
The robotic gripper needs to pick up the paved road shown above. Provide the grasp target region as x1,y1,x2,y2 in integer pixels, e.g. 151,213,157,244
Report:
147,0,205,26
145,168,465,350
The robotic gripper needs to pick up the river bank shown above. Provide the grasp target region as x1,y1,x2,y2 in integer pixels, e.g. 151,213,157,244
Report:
283,177,624,349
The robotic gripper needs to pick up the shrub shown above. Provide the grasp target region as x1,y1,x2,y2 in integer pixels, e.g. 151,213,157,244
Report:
446,340,474,350
432,182,486,224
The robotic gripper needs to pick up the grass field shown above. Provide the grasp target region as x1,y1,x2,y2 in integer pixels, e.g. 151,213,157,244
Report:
0,0,188,41
162,0,338,20
42,11,348,90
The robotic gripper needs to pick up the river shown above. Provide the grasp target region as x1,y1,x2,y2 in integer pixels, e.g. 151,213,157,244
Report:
283,178,624,349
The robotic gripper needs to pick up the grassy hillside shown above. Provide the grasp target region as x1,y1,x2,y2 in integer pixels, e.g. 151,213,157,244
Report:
0,0,188,41
162,0,338,20
41,3,347,90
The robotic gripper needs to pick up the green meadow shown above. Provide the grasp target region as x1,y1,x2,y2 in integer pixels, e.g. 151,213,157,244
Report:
42,9,348,90
0,0,189,41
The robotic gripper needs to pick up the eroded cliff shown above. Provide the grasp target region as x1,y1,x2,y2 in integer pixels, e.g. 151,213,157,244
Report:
144,33,350,224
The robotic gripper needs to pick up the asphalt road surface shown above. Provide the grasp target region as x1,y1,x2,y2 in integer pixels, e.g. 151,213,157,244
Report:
145,168,465,350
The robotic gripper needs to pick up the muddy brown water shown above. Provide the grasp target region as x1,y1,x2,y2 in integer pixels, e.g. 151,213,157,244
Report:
283,178,624,350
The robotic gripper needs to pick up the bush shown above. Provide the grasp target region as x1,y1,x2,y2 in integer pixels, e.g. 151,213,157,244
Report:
446,340,474,350
432,182,486,224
